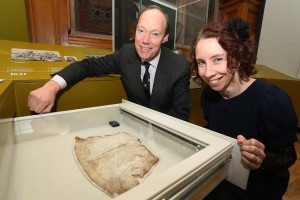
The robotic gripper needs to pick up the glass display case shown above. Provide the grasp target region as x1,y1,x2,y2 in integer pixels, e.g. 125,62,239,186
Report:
0,101,248,200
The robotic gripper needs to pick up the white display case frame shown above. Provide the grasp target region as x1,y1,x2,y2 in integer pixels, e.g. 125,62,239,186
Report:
2,101,249,200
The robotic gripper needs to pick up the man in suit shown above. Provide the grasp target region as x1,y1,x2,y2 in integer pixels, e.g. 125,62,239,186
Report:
27,5,191,121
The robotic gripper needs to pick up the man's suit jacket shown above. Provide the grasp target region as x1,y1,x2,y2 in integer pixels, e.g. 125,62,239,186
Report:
57,44,191,121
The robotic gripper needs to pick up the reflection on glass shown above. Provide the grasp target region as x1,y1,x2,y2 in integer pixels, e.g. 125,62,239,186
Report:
176,0,209,45
70,0,212,49
73,0,112,35
9,106,202,199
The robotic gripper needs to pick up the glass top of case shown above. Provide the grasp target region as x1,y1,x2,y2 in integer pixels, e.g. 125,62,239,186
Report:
6,102,233,200
9,104,204,199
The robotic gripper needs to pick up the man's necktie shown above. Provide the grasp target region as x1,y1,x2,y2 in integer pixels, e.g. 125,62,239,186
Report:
142,62,150,97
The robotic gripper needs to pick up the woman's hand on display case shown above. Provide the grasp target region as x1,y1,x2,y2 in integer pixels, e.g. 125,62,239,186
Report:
237,135,266,170
28,80,60,113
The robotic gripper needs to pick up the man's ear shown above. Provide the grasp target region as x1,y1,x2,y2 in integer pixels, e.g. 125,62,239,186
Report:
162,34,169,43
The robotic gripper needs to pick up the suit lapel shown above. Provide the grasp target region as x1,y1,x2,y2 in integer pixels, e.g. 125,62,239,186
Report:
152,50,171,98
125,59,151,104
126,59,142,89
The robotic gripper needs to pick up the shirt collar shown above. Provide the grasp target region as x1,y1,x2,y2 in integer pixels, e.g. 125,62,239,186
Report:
147,50,161,69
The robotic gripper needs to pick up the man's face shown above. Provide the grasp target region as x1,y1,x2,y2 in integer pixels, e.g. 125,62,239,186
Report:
134,9,169,62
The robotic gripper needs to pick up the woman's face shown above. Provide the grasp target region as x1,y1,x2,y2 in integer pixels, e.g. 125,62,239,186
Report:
195,38,235,93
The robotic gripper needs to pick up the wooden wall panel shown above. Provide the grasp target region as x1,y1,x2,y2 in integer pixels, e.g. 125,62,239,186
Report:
25,0,112,49
219,0,260,42
25,0,56,44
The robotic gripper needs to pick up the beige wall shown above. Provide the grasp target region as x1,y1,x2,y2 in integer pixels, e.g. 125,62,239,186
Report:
257,0,300,79
0,0,28,41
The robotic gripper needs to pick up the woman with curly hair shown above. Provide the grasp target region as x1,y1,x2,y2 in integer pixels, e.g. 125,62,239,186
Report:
190,19,298,200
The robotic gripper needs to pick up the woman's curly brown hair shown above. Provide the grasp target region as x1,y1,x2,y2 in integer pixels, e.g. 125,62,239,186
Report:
190,18,257,81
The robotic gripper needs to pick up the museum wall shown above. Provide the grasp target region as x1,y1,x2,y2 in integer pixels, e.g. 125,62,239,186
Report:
0,0,28,42
257,0,300,79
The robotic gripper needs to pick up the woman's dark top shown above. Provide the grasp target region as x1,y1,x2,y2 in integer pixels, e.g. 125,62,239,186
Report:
202,79,298,200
